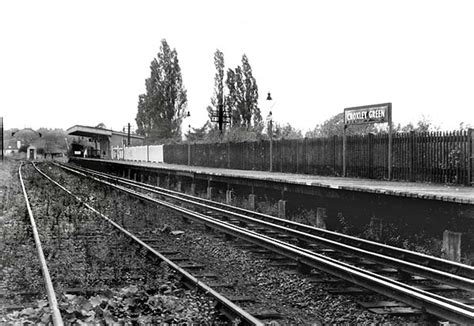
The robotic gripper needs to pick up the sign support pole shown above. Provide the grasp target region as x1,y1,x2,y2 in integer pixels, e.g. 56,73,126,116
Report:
343,103,392,180
342,125,347,177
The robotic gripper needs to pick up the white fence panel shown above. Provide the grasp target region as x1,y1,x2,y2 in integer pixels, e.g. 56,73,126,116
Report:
112,146,124,160
114,144,164,163
148,145,163,163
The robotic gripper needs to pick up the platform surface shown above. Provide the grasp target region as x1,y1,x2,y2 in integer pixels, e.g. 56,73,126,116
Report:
82,158,474,205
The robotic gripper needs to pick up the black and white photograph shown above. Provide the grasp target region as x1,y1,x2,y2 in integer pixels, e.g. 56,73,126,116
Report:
1,1,474,324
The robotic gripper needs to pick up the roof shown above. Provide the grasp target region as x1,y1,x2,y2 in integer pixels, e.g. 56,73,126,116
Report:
5,139,19,149
67,125,144,140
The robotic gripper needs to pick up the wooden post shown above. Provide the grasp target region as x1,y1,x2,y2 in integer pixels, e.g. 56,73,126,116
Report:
278,200,286,219
207,187,214,200
442,230,462,262
187,143,191,166
369,217,382,241
269,120,273,172
388,103,393,180
368,133,374,179
226,190,233,204
343,125,347,177
227,142,231,169
248,194,256,211
316,207,327,229
409,131,415,182
469,128,473,186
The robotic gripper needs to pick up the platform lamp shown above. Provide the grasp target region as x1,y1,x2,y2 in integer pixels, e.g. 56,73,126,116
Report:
266,92,274,172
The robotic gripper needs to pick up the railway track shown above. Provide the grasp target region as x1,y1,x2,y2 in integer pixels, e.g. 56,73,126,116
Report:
27,162,264,325
52,160,474,324
18,162,64,325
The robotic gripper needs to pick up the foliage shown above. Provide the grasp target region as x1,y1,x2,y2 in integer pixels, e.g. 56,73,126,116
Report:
459,122,473,130
305,112,377,137
204,125,265,143
306,113,445,138
273,123,303,139
393,115,440,133
225,55,261,128
185,121,210,142
207,49,225,126
3,128,70,155
4,286,217,325
136,39,188,143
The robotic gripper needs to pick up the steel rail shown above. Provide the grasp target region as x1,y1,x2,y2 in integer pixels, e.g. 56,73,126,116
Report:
131,177,474,279
52,162,474,324
58,162,474,292
18,162,64,326
90,163,474,279
33,163,263,326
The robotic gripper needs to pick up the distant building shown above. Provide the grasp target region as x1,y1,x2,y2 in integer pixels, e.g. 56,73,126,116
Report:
67,125,145,159
26,145,37,160
5,139,21,156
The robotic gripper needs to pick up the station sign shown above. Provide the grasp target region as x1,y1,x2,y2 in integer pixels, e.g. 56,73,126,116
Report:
344,103,391,125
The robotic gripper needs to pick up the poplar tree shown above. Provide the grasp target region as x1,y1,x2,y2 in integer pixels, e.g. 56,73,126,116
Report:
208,49,225,125
136,39,188,142
225,54,260,128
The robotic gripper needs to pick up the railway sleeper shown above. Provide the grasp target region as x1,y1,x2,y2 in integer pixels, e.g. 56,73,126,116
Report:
250,310,283,320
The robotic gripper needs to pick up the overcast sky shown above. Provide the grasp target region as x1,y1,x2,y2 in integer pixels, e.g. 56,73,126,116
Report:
1,0,473,133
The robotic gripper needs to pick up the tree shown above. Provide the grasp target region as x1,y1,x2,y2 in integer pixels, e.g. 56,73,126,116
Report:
305,112,377,138
185,121,210,142
393,115,441,133
224,54,260,128
207,50,225,125
136,39,188,142
241,54,261,126
273,123,303,139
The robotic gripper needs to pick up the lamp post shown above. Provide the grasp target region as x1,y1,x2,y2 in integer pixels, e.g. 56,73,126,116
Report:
185,111,191,166
266,92,274,172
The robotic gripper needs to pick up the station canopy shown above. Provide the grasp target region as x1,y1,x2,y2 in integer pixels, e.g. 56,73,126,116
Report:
67,125,113,138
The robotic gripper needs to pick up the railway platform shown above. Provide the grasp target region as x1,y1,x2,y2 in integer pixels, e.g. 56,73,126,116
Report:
70,157,474,263
72,157,474,205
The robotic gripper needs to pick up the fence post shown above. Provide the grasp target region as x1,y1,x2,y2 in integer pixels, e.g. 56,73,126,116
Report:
409,131,415,182
333,135,337,175
227,142,231,169
187,143,191,166
469,128,473,186
387,104,393,180
368,133,374,178
343,126,347,177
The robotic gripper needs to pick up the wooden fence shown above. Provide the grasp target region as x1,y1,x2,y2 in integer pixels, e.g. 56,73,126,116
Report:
163,129,473,185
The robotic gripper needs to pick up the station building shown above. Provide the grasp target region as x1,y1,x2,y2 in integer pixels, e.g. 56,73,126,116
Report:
67,125,145,159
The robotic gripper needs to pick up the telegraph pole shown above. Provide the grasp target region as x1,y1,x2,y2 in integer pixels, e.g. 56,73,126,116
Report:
127,123,131,146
